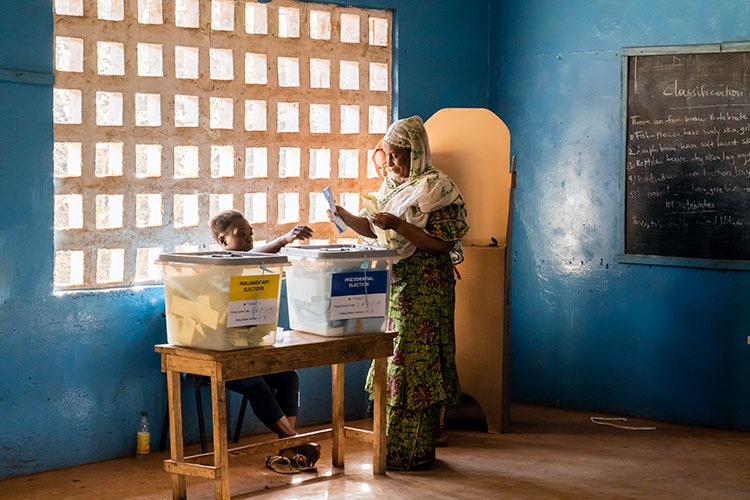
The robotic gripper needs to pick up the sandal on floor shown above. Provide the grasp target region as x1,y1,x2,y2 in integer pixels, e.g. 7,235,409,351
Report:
290,453,317,472
265,455,298,474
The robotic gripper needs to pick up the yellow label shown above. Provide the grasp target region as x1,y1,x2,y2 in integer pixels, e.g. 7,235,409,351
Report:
137,432,150,454
229,274,280,302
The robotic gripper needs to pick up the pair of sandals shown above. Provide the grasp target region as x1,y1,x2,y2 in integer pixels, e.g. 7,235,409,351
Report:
265,454,317,474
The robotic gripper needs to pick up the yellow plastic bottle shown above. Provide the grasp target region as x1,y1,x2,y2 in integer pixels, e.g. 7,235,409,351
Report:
136,411,150,456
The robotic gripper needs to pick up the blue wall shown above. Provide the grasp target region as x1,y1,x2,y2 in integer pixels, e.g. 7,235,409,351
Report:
0,0,489,478
14,0,750,481
491,0,750,428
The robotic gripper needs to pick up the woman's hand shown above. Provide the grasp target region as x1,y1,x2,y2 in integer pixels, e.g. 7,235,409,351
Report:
327,205,376,239
369,212,402,230
327,205,353,225
283,225,313,244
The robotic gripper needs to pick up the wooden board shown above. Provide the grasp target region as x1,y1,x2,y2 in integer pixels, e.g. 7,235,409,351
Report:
425,108,512,246
453,246,506,433
156,331,395,380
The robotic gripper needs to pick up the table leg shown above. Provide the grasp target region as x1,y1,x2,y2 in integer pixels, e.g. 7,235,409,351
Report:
331,363,345,467
372,357,387,475
166,370,187,500
211,376,230,500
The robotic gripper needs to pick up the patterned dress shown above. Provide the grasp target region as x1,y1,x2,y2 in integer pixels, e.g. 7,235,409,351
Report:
366,204,464,470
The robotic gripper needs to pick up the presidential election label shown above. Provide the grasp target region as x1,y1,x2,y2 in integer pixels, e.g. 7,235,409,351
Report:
330,271,388,320
227,274,280,327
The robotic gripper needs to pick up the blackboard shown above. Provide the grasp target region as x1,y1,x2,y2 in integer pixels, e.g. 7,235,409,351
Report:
623,47,750,265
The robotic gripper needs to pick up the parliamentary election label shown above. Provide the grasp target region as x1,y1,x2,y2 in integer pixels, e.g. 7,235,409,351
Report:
227,274,280,327
330,270,388,320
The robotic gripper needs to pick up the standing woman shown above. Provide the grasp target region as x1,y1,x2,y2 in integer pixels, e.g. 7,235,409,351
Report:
330,116,469,470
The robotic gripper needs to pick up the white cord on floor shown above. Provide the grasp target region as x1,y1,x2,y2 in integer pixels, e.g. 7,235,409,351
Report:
590,416,656,431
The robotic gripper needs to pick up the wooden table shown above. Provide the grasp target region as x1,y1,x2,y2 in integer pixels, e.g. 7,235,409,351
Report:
155,330,395,500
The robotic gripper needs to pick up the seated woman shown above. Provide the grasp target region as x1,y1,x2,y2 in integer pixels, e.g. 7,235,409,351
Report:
330,116,468,470
208,210,319,471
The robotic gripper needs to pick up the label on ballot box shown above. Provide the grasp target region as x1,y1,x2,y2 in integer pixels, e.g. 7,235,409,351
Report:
330,270,388,320
227,274,280,327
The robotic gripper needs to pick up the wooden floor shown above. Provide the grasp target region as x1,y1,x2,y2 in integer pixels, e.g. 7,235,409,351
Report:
3,403,750,499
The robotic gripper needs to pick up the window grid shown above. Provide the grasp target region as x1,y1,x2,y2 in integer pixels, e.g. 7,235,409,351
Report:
53,0,391,289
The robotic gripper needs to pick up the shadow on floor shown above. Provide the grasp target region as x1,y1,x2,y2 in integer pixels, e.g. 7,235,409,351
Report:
444,394,488,433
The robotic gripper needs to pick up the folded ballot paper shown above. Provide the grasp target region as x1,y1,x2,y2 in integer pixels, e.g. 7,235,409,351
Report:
323,186,347,234
361,193,391,247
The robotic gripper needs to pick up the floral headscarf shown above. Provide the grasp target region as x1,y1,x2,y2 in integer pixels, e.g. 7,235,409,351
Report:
369,116,469,264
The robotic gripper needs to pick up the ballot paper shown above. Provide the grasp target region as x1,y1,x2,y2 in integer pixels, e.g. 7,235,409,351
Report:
361,193,391,246
323,186,347,233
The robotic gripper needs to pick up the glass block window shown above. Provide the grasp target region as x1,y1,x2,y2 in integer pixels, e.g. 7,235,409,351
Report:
309,148,331,179
310,58,331,89
245,53,267,84
175,0,198,28
340,192,360,215
56,37,84,72
175,46,199,79
245,193,267,223
135,144,161,177
309,192,329,223
310,10,331,40
53,0,391,290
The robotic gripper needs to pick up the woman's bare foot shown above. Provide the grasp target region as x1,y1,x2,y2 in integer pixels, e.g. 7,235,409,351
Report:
279,442,321,465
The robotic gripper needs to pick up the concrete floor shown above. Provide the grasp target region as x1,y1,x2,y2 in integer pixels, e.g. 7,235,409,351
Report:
3,403,750,499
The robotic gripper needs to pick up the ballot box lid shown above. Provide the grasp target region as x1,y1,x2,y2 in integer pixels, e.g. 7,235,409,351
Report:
156,251,288,266
280,244,398,260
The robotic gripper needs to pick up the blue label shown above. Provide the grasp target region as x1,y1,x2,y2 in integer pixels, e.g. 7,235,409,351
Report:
331,271,388,297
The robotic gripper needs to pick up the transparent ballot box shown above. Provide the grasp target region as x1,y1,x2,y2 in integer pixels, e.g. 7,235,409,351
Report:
280,245,398,336
156,252,288,351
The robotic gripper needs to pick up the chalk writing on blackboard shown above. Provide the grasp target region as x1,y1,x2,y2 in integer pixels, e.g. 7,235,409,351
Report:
624,51,750,261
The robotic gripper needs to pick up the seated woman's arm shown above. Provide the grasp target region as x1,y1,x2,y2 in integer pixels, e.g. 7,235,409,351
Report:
369,213,454,255
254,225,313,253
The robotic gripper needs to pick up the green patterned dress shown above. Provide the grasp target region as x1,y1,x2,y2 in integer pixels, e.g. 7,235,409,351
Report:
366,204,464,470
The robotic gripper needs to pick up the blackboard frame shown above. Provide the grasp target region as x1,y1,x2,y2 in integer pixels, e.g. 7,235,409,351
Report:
617,41,750,271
